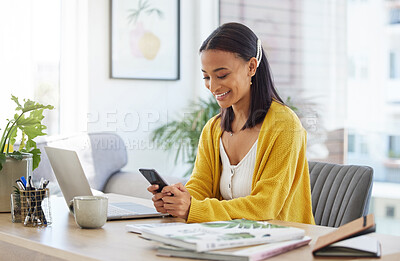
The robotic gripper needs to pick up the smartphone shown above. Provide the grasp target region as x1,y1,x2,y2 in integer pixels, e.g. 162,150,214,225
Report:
139,168,169,193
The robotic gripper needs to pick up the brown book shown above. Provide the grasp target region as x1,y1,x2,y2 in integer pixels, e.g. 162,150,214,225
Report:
312,214,381,257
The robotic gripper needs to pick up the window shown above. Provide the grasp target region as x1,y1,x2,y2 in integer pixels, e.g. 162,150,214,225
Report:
0,0,61,135
1,0,88,136
348,134,356,153
359,56,369,80
348,56,356,79
386,206,395,218
390,50,400,79
219,0,347,163
348,0,400,237
389,136,400,158
358,135,368,155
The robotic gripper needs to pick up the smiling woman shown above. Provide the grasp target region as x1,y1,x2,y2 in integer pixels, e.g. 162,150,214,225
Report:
147,22,315,225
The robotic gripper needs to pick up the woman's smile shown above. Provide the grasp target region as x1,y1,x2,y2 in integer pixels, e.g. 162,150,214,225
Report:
214,90,231,100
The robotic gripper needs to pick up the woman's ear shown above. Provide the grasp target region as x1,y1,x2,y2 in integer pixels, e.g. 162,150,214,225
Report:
248,57,258,77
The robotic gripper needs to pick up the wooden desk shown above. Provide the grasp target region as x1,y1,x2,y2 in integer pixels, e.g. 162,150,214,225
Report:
0,194,399,261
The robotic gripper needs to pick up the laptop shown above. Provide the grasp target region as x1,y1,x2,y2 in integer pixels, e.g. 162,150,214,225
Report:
44,146,167,220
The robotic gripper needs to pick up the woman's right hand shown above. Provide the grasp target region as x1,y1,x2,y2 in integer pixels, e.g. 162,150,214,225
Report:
147,184,168,213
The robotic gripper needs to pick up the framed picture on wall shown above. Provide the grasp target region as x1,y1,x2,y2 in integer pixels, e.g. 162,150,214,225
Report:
111,0,180,80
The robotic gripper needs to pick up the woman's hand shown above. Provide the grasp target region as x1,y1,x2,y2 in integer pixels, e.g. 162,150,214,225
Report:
161,183,192,220
147,184,168,214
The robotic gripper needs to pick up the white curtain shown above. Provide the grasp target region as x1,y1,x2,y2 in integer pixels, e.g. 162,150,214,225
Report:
0,0,88,135
0,1,36,126
59,0,88,134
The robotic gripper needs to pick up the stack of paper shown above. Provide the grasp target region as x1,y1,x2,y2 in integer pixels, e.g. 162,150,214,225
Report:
127,219,311,261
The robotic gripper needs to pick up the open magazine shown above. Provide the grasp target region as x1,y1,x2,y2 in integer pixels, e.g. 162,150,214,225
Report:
128,219,305,252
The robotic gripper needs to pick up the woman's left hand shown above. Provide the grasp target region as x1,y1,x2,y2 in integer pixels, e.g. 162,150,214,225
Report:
161,183,191,220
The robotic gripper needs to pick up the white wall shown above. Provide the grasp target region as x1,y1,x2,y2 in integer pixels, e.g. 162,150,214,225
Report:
87,0,218,177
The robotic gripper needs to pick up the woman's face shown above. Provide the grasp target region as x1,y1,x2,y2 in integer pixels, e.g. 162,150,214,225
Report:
201,50,256,109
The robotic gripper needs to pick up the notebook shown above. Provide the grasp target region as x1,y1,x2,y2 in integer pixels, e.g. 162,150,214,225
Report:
44,146,167,220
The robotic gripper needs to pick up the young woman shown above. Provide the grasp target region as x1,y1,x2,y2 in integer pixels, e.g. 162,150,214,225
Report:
148,22,315,224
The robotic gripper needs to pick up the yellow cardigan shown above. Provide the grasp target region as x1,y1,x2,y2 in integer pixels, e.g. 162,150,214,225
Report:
185,101,315,224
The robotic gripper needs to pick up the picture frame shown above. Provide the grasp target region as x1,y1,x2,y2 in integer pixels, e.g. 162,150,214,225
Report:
110,0,180,80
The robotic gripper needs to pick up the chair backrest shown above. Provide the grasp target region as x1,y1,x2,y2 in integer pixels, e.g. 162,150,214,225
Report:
309,161,373,227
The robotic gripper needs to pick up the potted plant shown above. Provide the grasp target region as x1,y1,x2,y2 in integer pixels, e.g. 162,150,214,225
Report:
151,96,220,177
0,95,54,212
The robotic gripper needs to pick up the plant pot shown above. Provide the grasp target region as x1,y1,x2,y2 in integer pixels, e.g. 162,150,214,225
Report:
0,153,32,212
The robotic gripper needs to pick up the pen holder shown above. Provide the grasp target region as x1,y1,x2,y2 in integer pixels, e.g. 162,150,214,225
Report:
20,188,52,227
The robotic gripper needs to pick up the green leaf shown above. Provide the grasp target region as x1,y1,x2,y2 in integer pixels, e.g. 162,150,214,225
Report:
7,125,18,150
0,153,6,171
15,109,48,141
201,223,230,228
11,95,22,110
25,139,37,152
0,120,14,153
18,132,26,151
253,223,261,229
8,151,24,161
146,8,164,19
20,124,47,140
29,108,46,122
127,0,163,24
226,223,239,228
29,148,41,170
285,96,298,113
15,115,41,126
13,185,20,195
20,98,54,113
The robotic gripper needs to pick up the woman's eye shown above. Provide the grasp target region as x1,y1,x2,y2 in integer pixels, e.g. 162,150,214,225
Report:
218,74,228,79
203,76,210,80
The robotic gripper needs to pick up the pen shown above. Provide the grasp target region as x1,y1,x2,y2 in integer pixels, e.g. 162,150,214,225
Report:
20,176,27,187
42,180,49,189
28,176,34,189
15,179,26,191
37,178,49,225
37,189,47,225
26,176,31,190
39,177,44,189
24,194,32,226
26,176,37,225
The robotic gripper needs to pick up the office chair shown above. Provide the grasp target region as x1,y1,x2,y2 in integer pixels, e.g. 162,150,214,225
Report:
309,161,373,227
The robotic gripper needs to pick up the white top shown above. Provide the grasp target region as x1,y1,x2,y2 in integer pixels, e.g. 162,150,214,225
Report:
219,138,258,200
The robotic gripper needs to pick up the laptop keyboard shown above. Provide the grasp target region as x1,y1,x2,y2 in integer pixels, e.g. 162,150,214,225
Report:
108,204,137,217
107,202,158,217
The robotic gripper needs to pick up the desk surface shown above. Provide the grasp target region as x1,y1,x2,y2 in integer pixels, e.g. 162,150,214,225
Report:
0,194,399,261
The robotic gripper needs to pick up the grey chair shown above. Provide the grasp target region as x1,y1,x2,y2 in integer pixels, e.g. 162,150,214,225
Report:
309,161,373,227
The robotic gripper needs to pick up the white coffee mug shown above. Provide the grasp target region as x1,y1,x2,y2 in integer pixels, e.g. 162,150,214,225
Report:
73,196,108,229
